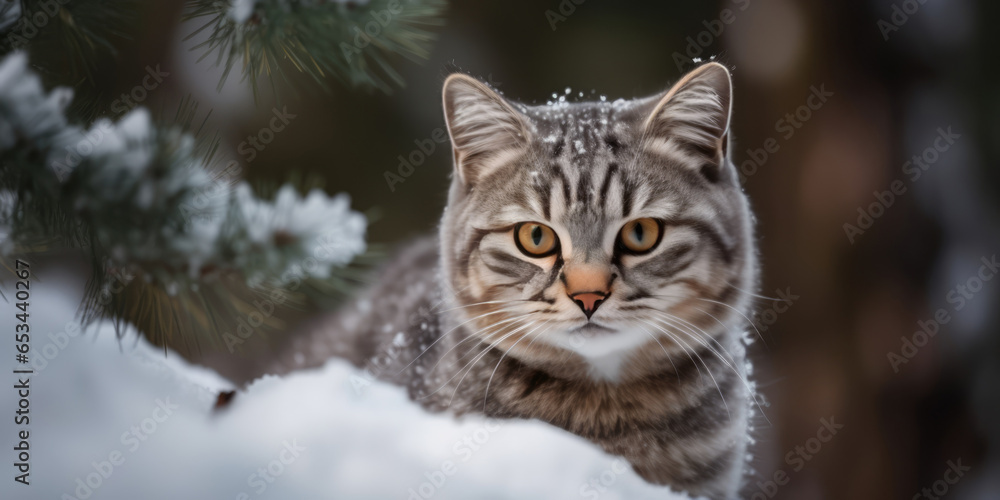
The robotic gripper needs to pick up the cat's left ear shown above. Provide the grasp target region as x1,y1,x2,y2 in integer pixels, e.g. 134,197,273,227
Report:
644,62,733,170
442,74,531,186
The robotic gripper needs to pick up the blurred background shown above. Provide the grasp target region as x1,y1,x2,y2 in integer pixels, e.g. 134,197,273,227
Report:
5,0,1000,498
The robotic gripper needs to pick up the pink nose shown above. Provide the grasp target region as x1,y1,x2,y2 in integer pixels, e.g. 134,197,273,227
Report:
570,292,607,319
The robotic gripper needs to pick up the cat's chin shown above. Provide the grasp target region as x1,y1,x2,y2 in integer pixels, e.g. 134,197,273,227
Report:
570,323,615,334
537,325,653,382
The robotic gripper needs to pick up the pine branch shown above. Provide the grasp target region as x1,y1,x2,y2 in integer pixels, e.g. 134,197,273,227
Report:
183,0,448,100
0,0,134,121
0,52,368,351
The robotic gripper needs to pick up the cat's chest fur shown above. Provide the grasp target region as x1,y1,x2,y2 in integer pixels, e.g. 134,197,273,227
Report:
474,349,734,438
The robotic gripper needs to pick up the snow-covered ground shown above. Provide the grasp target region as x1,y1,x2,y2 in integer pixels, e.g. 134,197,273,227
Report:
0,261,693,500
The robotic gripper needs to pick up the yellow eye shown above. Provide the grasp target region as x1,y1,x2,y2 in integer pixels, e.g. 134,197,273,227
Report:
619,218,661,254
515,222,559,257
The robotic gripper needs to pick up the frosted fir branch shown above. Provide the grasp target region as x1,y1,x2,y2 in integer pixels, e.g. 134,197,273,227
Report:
0,50,366,300
0,0,133,114
0,51,75,160
63,110,232,277
228,183,366,286
183,0,447,99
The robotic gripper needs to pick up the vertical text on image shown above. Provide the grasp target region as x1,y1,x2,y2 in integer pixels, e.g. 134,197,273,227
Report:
12,259,32,486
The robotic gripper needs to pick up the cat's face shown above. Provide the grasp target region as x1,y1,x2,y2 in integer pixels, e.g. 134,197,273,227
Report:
439,63,756,381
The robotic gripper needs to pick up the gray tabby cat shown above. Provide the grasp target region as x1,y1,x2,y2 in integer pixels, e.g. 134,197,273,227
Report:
269,62,759,499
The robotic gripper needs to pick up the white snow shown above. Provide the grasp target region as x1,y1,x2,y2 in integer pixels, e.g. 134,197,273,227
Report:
0,267,696,500
0,52,74,152
227,0,257,23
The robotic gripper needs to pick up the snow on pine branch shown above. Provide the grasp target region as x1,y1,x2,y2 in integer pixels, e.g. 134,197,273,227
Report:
0,51,366,291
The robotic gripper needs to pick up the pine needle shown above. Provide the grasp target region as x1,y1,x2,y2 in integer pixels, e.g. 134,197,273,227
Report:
182,0,448,101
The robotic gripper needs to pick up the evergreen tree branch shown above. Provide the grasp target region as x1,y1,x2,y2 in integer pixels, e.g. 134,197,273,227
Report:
0,51,368,351
183,0,448,100
0,0,134,121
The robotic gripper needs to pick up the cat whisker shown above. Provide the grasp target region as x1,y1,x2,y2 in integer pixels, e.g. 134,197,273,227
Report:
639,318,731,421
686,304,736,340
656,315,771,427
415,319,528,402
636,318,705,382
652,313,770,425
652,313,743,383
691,296,769,347
522,322,553,350
444,320,540,407
429,313,535,376
453,314,541,363
667,308,768,407
633,323,681,380
650,292,768,347
481,319,552,412
721,278,784,302
396,305,525,375
417,313,532,405
426,282,474,313
655,311,739,367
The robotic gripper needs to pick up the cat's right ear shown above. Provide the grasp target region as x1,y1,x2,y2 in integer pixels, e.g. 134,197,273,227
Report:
442,74,530,186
